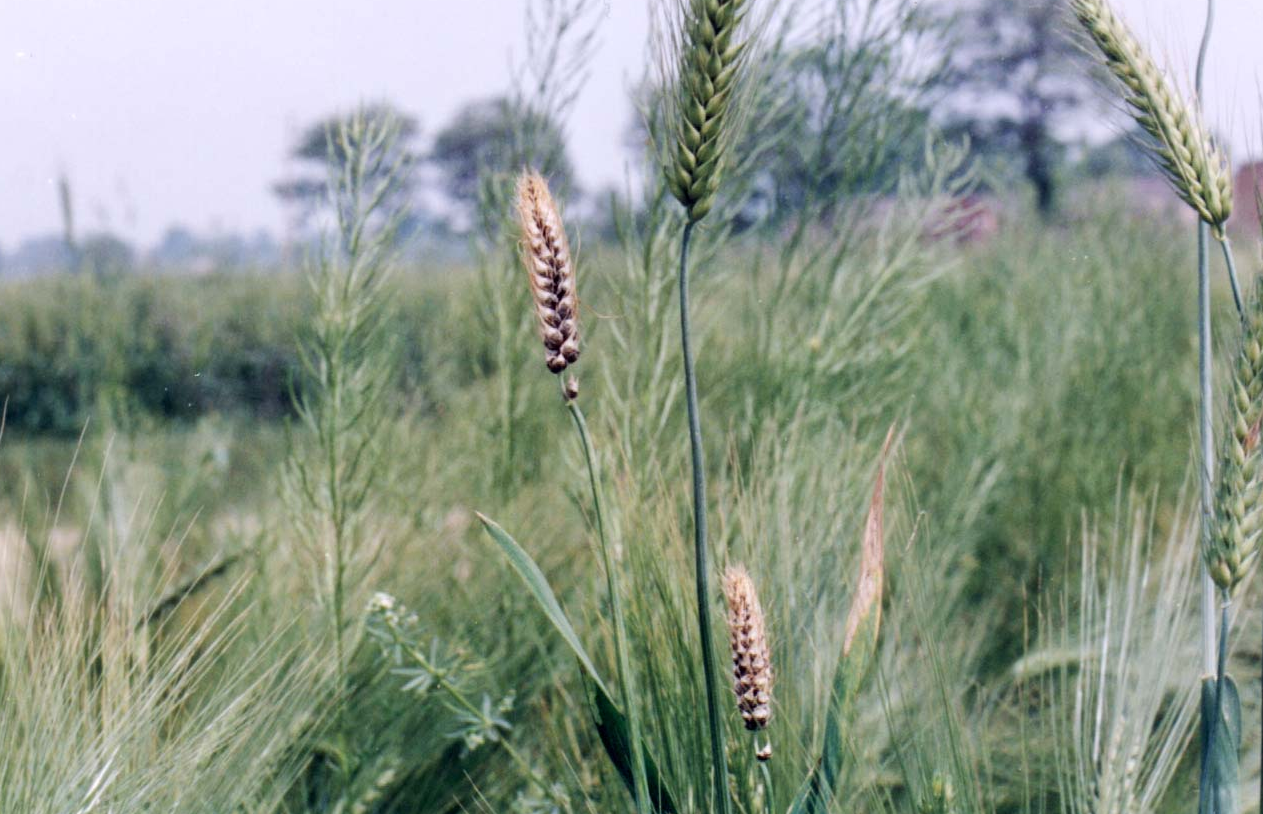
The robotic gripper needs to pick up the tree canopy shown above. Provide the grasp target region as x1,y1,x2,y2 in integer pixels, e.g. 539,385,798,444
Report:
938,0,1100,215
273,102,421,230
428,95,575,226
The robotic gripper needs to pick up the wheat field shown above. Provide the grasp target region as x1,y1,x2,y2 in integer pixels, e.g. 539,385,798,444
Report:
1,0,1261,812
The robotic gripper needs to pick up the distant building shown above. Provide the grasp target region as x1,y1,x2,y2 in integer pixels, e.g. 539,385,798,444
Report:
926,194,1001,245
1233,161,1262,234
1122,176,1196,224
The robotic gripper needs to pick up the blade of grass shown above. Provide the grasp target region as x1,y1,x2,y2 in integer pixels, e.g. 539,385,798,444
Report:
789,428,891,814
476,512,679,812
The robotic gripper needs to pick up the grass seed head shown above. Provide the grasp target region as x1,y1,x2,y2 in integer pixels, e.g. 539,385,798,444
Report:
723,564,773,735
516,171,580,375
1071,0,1232,234
1209,278,1263,591
666,0,749,223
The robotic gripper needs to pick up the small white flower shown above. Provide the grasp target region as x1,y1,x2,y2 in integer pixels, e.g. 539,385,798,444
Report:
368,591,397,615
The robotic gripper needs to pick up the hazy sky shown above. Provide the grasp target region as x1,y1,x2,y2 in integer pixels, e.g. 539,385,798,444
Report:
0,0,1258,249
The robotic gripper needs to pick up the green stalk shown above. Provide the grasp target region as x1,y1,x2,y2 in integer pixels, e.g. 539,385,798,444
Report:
565,390,651,814
1199,599,1232,814
678,221,732,814
1193,5,1228,813
1195,0,1219,684
755,735,774,814
1220,237,1245,320
1198,217,1217,676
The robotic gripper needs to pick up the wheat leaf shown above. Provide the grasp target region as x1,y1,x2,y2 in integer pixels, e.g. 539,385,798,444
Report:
477,512,679,813
1199,674,1242,814
789,427,892,814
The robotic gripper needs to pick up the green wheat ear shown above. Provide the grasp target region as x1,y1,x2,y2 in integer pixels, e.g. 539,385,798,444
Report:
1071,0,1233,235
1208,277,1263,591
666,0,750,223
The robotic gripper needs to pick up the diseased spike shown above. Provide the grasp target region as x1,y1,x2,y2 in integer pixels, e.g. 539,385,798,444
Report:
723,565,774,741
516,171,580,377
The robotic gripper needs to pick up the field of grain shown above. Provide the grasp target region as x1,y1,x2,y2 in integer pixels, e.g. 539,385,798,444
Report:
1,0,1260,812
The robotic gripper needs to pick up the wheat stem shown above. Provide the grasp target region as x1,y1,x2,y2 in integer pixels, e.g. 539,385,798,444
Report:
760,760,774,814
1198,598,1232,814
1199,217,1217,678
1220,237,1245,319
679,221,732,814
1193,5,1228,813
564,391,651,814
1195,0,1213,92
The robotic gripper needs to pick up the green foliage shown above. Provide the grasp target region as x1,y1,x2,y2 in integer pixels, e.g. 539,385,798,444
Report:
477,514,679,812
0,269,458,436
0,190,1241,814
1,2,1255,811
1200,675,1242,814
282,107,411,721
0,273,302,434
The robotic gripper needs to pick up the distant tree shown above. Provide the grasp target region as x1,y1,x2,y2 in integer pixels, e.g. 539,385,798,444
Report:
79,233,135,276
738,53,934,222
9,236,72,275
152,225,281,269
274,102,420,230
153,225,200,265
1077,130,1160,179
940,0,1098,215
624,0,942,230
58,171,77,265
429,96,574,228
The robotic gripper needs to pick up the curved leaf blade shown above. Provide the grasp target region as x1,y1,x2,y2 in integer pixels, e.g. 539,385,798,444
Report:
789,427,892,814
588,674,680,813
477,512,679,813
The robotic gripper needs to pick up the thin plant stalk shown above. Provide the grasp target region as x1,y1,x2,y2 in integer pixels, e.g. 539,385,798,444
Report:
679,221,732,814
1193,4,1230,813
1194,0,1218,682
1198,599,1232,814
564,385,651,814
755,736,774,814
1199,219,1217,678
1220,238,1245,320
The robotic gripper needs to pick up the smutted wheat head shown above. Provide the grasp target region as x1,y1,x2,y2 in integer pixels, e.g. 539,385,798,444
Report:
516,171,580,375
723,564,772,735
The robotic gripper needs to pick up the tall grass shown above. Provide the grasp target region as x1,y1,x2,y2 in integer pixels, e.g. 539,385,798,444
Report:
282,108,409,717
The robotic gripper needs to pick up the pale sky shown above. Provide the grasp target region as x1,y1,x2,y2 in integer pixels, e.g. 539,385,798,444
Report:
0,0,1258,249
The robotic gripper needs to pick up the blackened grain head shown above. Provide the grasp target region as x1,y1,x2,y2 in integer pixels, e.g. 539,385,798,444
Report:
723,564,773,734
516,171,580,375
